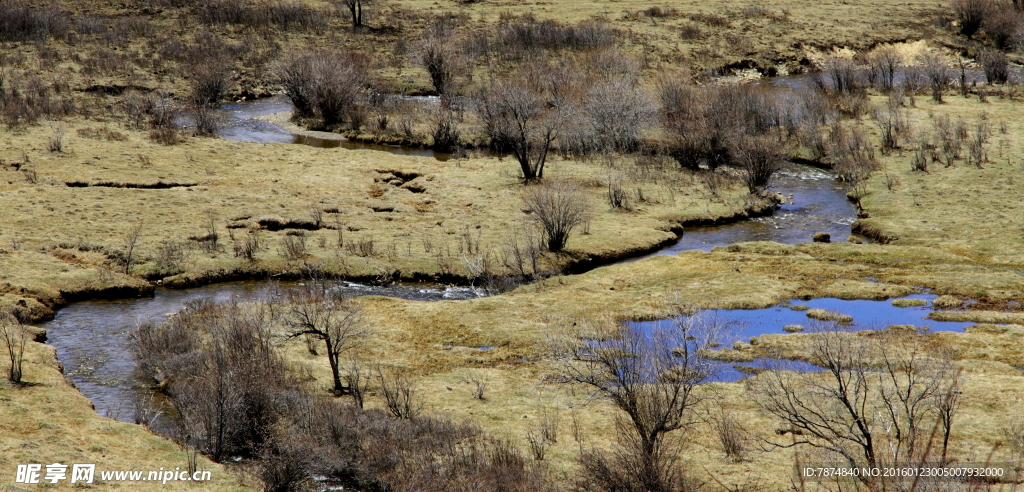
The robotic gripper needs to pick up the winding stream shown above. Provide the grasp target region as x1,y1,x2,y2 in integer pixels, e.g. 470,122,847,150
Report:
38,90,987,422
41,281,476,423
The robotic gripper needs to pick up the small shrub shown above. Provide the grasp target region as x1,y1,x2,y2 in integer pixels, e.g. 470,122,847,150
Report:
188,63,230,108
0,312,27,384
734,135,784,194
0,2,69,43
46,125,65,152
521,180,592,252
715,411,747,461
952,0,994,37
431,108,460,152
978,49,1009,84
276,50,369,128
922,52,950,102
377,367,423,419
233,231,263,262
983,6,1024,50
149,128,181,145
281,234,307,259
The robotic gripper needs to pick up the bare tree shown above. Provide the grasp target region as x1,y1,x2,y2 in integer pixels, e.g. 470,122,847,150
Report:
520,180,591,252
418,26,467,103
377,366,422,419
339,0,370,29
552,306,725,491
733,135,784,194
952,0,993,37
868,46,901,92
0,312,27,384
277,50,369,127
478,68,566,181
122,221,143,275
286,277,369,395
922,52,951,103
750,325,964,487
585,76,655,153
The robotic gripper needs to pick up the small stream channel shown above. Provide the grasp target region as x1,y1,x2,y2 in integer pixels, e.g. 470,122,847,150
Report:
41,281,476,423
39,88,999,422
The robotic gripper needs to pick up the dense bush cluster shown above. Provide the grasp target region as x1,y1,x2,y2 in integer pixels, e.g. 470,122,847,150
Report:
133,298,551,492
0,1,68,43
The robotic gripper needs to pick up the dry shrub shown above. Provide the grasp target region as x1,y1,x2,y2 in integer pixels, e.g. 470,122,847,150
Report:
431,107,460,152
277,50,369,128
978,49,1009,84
0,71,77,128
921,52,951,102
132,300,290,461
953,0,995,37
377,367,423,419
149,128,181,145
0,1,69,43
658,79,793,172
983,5,1024,50
1,311,27,384
521,180,592,251
188,63,231,108
734,135,785,194
492,14,614,61
418,23,468,100
197,0,328,32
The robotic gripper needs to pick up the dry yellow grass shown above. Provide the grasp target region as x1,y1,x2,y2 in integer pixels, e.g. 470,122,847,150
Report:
388,0,950,75
0,336,252,491
857,94,1024,271
0,115,773,319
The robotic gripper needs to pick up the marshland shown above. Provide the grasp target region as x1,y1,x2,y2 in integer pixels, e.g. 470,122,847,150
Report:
1,0,1024,490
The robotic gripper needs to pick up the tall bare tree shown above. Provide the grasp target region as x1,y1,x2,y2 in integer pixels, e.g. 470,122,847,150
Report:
478,67,568,181
339,0,369,29
286,276,369,395
418,25,467,104
750,324,964,488
552,305,725,491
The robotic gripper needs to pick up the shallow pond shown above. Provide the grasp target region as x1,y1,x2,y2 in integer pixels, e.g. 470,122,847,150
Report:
40,280,477,423
630,293,981,382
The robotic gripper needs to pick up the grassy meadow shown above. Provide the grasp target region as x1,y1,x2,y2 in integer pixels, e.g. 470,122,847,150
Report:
1,0,1024,490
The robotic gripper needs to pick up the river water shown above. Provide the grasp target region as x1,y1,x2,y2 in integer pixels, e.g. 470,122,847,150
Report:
38,91,983,421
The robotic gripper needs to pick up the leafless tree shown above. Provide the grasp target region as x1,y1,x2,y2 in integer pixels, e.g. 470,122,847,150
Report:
750,325,964,487
286,277,369,395
122,221,143,275
478,67,566,181
377,366,423,419
922,52,951,103
277,50,369,127
418,26,467,103
552,305,725,492
339,0,370,29
868,46,901,92
585,76,655,153
0,312,27,384
520,180,592,252
733,135,784,194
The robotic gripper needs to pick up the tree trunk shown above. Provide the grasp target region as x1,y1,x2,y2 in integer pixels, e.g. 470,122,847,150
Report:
324,337,344,394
